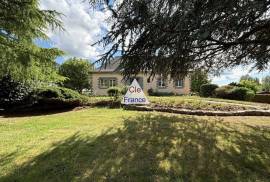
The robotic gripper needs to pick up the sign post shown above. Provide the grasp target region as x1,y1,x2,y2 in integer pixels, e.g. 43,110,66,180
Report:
122,79,150,105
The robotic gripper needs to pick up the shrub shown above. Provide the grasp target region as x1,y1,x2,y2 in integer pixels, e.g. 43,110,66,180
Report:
252,94,270,103
0,75,31,109
121,86,128,95
229,87,255,101
148,88,155,96
214,85,234,99
228,82,241,87
239,80,260,93
147,88,175,96
35,86,86,100
245,90,256,101
199,84,219,97
107,87,122,101
31,86,89,110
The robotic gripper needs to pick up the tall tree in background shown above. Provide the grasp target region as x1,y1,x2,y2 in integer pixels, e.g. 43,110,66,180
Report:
262,76,270,92
240,74,261,93
240,74,260,84
191,69,210,93
90,0,270,79
59,58,93,93
0,0,64,83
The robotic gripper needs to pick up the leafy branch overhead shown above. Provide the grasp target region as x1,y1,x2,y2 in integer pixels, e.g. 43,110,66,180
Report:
0,0,64,82
90,0,270,79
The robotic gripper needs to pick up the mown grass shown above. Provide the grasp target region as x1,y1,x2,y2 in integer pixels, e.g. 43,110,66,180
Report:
87,95,269,111
149,96,268,111
1,108,270,181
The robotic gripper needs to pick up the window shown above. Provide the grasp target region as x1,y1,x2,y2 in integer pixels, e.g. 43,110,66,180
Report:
109,79,116,87
175,79,184,88
99,77,117,88
157,78,166,88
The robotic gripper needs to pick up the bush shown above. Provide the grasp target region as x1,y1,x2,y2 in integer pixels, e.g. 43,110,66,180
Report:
199,84,219,97
31,86,89,110
107,87,122,101
229,87,255,101
0,75,31,109
239,80,260,93
121,86,128,95
147,88,155,96
215,86,255,101
228,82,241,87
252,94,270,103
147,88,175,96
35,86,86,100
245,90,256,101
214,85,234,99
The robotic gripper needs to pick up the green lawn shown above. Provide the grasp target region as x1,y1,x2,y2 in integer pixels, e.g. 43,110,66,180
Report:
1,108,270,181
149,96,270,111
88,95,270,111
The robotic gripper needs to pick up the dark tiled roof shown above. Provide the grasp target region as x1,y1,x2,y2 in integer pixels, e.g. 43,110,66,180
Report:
95,57,121,72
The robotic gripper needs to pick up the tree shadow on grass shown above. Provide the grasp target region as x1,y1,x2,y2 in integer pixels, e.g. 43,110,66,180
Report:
1,114,270,182
0,108,76,118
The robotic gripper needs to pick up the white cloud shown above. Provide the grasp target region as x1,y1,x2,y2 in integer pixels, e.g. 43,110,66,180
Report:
211,65,270,85
39,0,111,61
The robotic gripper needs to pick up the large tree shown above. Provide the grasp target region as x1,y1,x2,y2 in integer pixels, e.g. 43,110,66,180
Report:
59,58,93,93
90,0,270,79
0,0,64,83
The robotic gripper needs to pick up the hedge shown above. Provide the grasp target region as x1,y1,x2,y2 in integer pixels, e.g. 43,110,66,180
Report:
229,87,255,101
214,85,234,99
252,94,270,103
147,88,175,96
214,86,255,101
107,87,121,97
32,86,90,110
199,84,219,97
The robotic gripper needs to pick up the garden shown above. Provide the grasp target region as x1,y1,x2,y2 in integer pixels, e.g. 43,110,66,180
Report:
1,1,270,181
1,108,270,181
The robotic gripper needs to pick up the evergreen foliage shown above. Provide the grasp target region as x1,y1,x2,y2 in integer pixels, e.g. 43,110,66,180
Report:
59,58,93,93
191,69,210,93
199,84,219,97
90,0,270,79
0,0,64,82
0,75,31,109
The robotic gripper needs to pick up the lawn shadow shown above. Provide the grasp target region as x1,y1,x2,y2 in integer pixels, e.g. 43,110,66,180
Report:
1,114,270,181
0,108,76,118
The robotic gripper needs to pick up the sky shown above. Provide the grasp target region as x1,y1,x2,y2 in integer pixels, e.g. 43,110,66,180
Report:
38,0,270,86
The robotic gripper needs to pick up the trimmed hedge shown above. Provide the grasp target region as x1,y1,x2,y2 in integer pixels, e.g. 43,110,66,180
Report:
107,87,121,97
199,84,219,97
229,87,255,101
31,86,90,110
35,86,86,100
252,94,270,103
214,85,234,99
147,88,175,96
214,86,255,101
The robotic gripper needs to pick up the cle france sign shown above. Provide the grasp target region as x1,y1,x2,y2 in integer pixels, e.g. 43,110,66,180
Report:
122,79,150,105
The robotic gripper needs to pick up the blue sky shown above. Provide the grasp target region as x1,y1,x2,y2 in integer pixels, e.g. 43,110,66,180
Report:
38,0,270,86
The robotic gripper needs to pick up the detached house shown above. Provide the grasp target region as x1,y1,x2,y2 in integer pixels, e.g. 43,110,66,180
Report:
91,58,191,96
